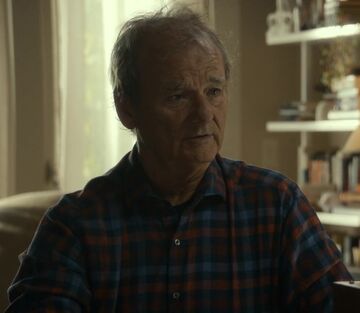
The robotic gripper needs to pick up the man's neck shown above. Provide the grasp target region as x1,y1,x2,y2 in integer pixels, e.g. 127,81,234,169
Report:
137,148,211,206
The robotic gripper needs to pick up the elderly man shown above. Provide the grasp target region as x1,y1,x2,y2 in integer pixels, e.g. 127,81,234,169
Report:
6,7,351,313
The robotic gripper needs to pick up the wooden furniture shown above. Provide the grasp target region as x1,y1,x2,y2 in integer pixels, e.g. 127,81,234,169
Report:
0,190,62,311
333,281,360,313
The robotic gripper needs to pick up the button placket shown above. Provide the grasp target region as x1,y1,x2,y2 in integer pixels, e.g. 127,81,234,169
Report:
168,215,188,310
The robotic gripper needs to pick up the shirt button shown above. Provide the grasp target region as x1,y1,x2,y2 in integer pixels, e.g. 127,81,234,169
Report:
174,238,181,246
172,292,180,300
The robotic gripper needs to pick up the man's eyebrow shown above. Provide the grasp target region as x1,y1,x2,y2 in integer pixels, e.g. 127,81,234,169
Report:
162,80,186,91
162,76,226,91
208,76,226,84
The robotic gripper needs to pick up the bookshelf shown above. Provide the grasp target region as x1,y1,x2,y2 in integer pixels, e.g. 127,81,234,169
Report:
265,22,360,277
317,211,360,234
266,24,360,45
266,120,360,132
265,23,360,185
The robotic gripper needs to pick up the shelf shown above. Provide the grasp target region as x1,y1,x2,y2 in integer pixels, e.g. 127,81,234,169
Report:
317,212,360,236
266,24,360,45
266,120,360,132
318,212,360,228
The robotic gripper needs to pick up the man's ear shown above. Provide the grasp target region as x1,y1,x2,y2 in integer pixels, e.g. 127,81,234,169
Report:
114,92,136,129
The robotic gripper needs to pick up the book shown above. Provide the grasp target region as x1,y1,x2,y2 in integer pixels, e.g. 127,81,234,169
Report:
339,192,360,203
331,150,345,191
337,87,359,99
332,205,360,215
327,110,360,120
317,211,360,227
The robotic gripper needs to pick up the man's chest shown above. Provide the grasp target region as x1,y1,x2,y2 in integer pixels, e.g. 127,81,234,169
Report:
84,200,282,312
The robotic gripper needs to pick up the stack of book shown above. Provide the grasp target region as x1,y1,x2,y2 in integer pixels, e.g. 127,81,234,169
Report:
343,153,360,193
330,152,360,193
327,75,360,120
328,109,360,120
324,0,340,26
339,192,360,204
308,151,332,185
278,101,316,121
305,150,360,193
324,0,360,26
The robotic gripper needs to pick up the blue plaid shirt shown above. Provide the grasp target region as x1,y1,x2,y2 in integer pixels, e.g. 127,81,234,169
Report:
6,148,351,312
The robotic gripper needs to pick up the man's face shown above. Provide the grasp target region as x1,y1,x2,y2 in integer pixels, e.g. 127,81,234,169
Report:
131,40,228,167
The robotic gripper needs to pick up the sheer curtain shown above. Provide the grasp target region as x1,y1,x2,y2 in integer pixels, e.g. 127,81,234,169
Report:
0,0,15,197
56,0,169,192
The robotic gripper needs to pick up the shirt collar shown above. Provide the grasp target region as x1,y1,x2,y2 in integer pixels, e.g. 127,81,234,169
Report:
194,155,226,201
111,146,226,210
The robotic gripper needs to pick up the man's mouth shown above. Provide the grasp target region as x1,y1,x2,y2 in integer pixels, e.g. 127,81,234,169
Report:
187,133,213,140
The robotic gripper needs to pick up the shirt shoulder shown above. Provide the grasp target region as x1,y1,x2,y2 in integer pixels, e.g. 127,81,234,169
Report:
44,153,134,231
218,156,299,195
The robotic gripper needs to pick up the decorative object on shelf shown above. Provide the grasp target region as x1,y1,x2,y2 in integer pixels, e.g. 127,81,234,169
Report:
320,38,359,92
317,190,341,211
315,97,336,120
267,0,294,36
292,0,301,32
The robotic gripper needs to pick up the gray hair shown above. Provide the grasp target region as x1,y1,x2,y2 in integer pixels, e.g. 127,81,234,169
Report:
110,6,230,105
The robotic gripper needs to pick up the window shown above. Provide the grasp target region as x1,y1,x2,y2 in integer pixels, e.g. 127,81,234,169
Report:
57,0,169,191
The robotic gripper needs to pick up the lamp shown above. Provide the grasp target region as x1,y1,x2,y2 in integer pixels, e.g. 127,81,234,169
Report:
343,126,360,154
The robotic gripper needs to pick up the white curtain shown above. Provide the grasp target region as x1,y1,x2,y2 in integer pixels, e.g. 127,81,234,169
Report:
56,0,170,192
0,0,15,197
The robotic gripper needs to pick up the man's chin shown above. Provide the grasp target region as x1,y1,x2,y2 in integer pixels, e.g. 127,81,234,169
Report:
183,149,218,164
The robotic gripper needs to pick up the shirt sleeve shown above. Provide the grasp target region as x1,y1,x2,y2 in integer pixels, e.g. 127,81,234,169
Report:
5,207,91,313
298,262,351,312
278,184,353,312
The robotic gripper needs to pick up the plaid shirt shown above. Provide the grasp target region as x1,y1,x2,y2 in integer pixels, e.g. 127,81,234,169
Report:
6,148,351,313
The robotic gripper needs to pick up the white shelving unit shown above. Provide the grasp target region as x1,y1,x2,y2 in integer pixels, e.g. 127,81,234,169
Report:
267,120,360,132
266,24,360,45
266,24,360,277
317,212,360,230
266,24,360,186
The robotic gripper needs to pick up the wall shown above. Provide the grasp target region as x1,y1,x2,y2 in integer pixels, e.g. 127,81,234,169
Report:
10,0,56,194
211,0,242,161
215,0,300,180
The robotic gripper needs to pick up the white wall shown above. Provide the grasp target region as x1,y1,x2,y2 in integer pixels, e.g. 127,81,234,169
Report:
211,0,242,160
215,0,299,180
9,0,56,194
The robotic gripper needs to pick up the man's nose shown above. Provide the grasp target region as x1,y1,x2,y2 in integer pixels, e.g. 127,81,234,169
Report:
192,94,213,122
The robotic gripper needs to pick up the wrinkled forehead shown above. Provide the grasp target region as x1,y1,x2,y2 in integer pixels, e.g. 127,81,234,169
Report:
136,29,223,72
139,44,225,92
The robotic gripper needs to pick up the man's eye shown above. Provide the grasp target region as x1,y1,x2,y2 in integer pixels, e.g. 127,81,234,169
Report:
168,94,185,102
207,88,222,97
